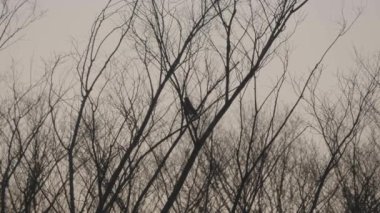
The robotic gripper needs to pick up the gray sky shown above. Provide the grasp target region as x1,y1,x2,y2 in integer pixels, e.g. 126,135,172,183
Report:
1,0,379,91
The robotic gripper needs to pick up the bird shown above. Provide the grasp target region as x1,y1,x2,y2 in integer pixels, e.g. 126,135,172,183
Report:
183,96,197,118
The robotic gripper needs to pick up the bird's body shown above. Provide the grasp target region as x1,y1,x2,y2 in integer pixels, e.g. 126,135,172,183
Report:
183,97,197,118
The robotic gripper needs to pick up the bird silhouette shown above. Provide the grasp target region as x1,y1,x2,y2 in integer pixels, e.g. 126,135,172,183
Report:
183,97,197,118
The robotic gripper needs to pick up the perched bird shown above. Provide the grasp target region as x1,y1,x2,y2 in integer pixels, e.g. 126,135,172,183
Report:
183,96,197,118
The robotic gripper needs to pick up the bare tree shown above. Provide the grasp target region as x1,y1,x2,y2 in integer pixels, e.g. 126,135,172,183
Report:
4,0,379,212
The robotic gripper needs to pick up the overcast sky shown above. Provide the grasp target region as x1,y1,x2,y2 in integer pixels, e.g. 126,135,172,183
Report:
1,0,379,91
